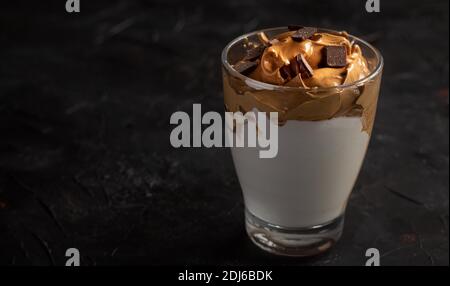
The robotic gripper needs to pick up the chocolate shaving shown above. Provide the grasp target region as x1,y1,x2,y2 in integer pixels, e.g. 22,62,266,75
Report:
296,54,314,78
233,60,259,75
323,46,347,67
243,45,265,61
291,27,317,41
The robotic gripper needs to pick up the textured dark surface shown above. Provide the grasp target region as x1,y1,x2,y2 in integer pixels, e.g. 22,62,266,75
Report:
0,0,448,266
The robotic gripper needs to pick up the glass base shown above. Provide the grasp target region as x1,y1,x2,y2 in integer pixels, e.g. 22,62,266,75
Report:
245,209,344,257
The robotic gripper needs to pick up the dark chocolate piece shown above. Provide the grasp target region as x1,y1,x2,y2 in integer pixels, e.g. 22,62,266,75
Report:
279,65,292,80
289,58,300,76
296,54,314,78
291,27,317,41
323,46,347,67
233,60,259,75
243,45,265,61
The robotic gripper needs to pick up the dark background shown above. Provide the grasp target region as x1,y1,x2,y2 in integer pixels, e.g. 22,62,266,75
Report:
0,0,448,266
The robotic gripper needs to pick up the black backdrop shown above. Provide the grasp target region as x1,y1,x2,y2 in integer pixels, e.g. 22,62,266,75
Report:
0,0,448,265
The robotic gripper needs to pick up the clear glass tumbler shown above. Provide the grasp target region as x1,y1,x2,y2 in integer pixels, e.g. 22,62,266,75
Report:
221,27,383,256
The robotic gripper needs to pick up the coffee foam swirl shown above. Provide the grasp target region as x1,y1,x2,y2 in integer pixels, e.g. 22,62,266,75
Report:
223,29,382,134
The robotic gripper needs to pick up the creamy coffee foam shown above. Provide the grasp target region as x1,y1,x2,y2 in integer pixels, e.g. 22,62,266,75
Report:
224,27,382,134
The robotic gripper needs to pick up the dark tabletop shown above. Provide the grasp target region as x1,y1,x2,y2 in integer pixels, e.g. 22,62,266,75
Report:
0,0,448,266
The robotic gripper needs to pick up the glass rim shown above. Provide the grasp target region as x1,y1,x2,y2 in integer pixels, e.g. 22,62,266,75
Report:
221,26,384,91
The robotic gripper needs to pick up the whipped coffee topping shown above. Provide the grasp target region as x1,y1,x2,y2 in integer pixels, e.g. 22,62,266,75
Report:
224,27,382,134
245,29,370,88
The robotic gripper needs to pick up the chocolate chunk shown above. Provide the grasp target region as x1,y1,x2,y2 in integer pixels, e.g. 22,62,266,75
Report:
283,54,314,80
279,65,292,80
296,54,314,78
291,27,317,41
289,58,300,76
243,45,265,61
288,25,304,31
233,60,259,75
323,46,347,67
